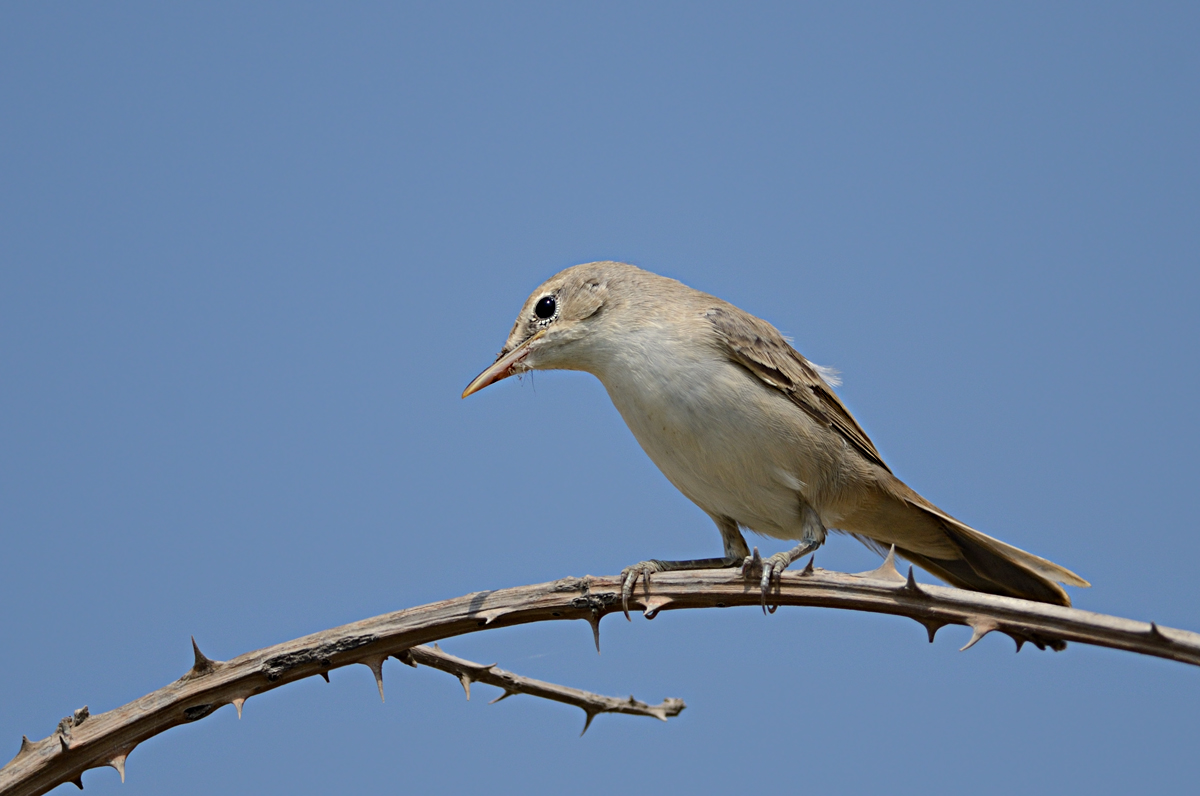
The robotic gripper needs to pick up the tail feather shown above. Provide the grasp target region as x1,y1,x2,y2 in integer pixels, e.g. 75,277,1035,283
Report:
908,500,1091,589
896,542,1071,606
842,478,1089,606
901,501,1087,606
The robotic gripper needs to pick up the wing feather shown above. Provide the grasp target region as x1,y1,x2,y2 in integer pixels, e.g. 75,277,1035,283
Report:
705,305,891,473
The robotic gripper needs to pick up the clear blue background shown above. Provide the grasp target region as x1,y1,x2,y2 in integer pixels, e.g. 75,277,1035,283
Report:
3,3,1198,794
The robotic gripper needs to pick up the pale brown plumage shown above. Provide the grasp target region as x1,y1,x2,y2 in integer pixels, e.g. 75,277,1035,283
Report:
465,261,1089,606
705,300,1088,605
707,305,890,472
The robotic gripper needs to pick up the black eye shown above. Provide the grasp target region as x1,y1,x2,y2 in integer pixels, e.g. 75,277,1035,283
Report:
534,296,556,320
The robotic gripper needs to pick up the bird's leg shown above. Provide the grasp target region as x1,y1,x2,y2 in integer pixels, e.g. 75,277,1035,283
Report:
620,519,750,619
619,556,737,620
742,505,826,610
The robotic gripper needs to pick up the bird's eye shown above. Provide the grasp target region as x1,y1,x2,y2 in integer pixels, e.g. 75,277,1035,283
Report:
534,296,557,320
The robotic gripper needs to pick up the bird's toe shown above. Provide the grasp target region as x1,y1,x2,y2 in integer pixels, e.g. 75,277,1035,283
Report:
741,547,764,578
748,551,792,613
620,560,665,621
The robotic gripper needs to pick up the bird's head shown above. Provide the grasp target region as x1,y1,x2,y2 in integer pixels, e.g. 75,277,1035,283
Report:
462,262,639,398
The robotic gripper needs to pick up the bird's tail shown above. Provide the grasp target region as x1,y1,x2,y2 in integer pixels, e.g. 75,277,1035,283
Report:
844,480,1089,606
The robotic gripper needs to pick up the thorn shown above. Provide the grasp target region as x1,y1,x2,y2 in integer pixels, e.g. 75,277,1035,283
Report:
856,545,906,583
393,650,418,668
459,673,472,700
19,735,33,755
801,555,815,575
580,710,597,736
319,671,330,683
108,752,128,783
641,595,673,620
362,656,386,703
231,697,245,719
901,566,925,596
1009,633,1026,653
913,618,945,643
883,545,897,569
71,775,83,790
960,619,999,651
59,735,69,753
1148,622,1172,643
476,608,506,625
489,689,517,705
190,637,216,676
587,612,602,654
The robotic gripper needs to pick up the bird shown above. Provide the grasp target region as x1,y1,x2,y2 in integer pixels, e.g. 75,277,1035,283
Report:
462,261,1089,610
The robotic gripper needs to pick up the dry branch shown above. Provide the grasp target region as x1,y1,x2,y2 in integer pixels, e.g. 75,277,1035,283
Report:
3,554,1198,796
401,644,685,735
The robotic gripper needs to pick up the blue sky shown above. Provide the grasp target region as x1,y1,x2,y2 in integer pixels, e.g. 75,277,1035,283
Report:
2,3,1198,793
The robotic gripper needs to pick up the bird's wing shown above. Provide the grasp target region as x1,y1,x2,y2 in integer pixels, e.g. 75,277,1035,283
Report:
705,305,891,473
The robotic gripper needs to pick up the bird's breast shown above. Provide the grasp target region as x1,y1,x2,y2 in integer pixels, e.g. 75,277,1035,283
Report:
594,339,846,539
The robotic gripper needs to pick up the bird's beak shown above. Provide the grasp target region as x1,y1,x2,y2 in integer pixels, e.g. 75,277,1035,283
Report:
461,330,546,398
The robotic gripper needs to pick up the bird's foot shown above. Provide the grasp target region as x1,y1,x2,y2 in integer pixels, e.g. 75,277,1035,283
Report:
619,555,739,620
742,541,820,613
620,560,668,621
741,548,794,613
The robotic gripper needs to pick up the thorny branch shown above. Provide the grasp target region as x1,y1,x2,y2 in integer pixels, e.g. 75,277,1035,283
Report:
3,551,1199,796
402,644,684,735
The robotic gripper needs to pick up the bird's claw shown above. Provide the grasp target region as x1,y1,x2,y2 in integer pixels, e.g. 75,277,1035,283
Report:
620,560,665,621
741,547,763,576
742,547,791,613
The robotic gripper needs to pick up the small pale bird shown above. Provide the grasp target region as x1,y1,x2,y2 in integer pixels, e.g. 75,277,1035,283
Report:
463,262,1089,607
